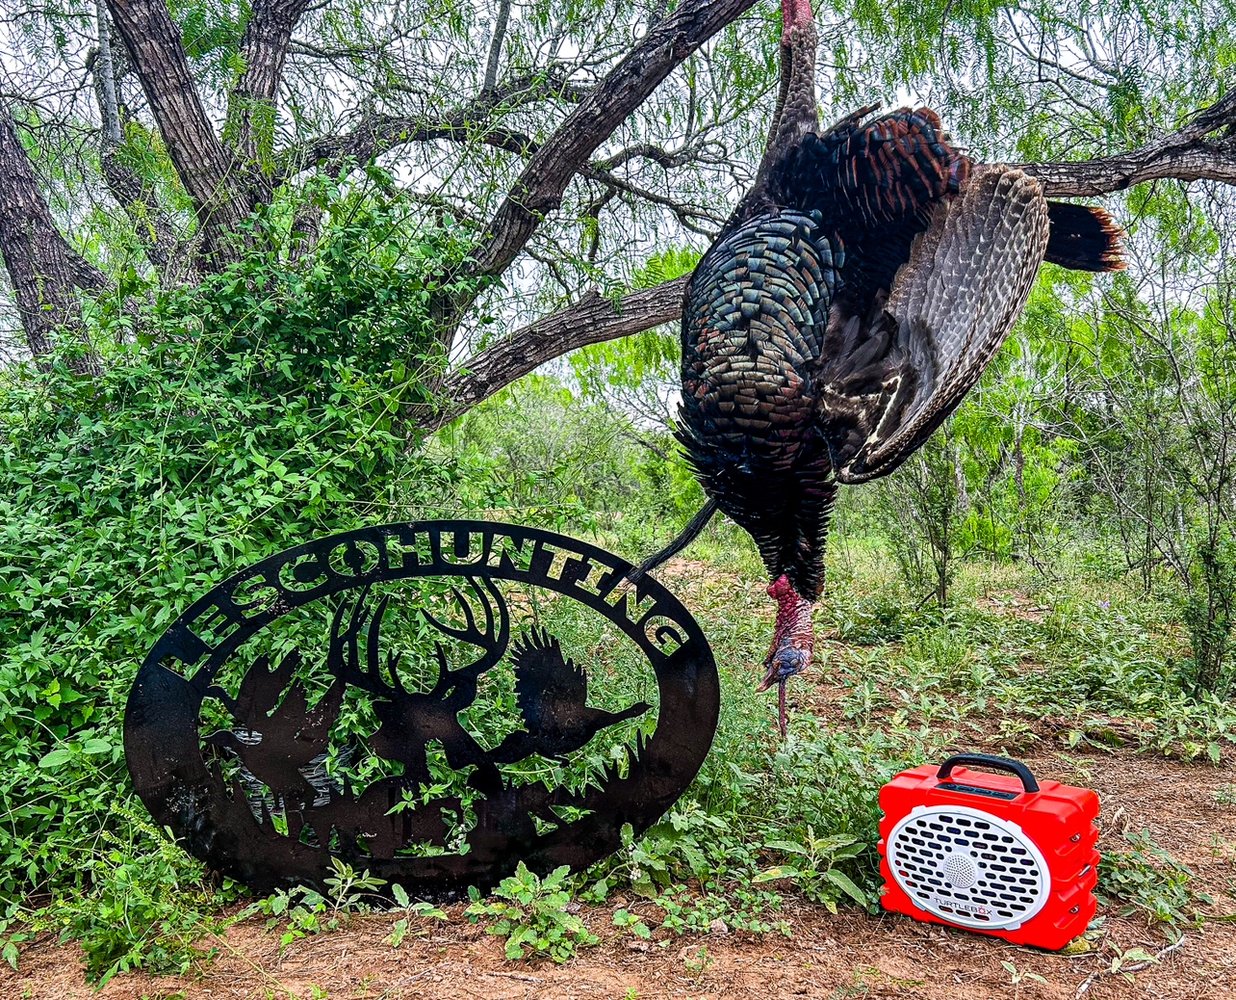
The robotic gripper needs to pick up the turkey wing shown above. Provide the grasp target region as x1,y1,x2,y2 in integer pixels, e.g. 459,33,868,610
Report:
823,165,1050,483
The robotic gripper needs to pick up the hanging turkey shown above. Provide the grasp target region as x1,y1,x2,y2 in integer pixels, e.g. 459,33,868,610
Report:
658,0,1123,735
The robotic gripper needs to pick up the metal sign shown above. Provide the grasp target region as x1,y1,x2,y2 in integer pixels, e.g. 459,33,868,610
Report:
124,521,719,898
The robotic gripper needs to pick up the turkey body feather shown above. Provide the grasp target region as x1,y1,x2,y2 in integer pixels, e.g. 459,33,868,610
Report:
678,209,840,599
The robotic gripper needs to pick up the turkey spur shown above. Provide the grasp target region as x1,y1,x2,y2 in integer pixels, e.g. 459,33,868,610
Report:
670,0,1123,735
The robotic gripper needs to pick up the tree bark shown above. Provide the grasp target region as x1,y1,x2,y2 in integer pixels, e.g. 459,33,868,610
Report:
465,0,761,289
0,107,106,373
1022,140,1236,196
105,0,252,261
429,277,688,429
93,0,185,277
228,0,314,171
1018,92,1236,195
482,0,514,95
284,70,587,180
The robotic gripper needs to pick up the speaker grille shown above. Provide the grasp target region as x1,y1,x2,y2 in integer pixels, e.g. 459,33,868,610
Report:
885,804,1050,930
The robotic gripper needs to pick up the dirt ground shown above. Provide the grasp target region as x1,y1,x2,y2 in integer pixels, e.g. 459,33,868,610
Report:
8,744,1235,1000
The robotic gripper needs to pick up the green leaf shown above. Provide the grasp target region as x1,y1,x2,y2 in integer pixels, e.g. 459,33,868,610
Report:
38,748,72,769
752,866,798,883
825,870,869,907
764,840,809,855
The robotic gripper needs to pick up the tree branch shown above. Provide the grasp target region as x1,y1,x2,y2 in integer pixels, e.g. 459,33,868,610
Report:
228,0,314,167
482,0,514,95
0,106,105,373
294,116,539,174
282,69,585,179
465,0,760,285
580,162,724,234
93,0,122,147
1019,89,1236,196
91,1,185,277
104,0,251,260
427,276,686,430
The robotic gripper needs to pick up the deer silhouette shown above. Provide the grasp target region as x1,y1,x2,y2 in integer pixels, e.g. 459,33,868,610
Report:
329,579,508,797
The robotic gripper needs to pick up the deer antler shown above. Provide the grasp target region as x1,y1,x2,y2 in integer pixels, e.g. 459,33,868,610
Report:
327,580,509,703
327,585,400,699
421,577,510,695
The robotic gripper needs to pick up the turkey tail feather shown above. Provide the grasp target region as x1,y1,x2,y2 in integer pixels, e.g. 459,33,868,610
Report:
1045,201,1125,272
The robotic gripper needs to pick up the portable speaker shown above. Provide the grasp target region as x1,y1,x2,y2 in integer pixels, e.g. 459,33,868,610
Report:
878,753,1099,950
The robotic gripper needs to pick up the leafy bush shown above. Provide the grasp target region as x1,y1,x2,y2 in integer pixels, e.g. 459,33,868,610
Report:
1099,829,1201,928
1183,529,1236,696
0,175,491,913
236,859,388,952
28,814,221,984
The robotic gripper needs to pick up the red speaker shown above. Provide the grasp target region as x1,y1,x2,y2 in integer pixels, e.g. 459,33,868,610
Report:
878,753,1099,950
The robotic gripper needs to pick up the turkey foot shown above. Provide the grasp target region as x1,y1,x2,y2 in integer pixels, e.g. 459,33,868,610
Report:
757,575,814,737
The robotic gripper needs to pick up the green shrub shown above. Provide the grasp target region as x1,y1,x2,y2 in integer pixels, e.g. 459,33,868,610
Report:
466,862,598,962
0,177,489,912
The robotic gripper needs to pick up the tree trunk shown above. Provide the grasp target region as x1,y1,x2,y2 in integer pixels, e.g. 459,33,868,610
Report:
0,107,106,373
227,0,314,175
93,0,185,277
105,0,254,262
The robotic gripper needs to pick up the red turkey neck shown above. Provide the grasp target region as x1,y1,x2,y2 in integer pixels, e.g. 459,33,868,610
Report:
740,0,820,223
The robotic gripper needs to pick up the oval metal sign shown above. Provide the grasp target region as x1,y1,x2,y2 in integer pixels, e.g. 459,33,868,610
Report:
124,521,719,897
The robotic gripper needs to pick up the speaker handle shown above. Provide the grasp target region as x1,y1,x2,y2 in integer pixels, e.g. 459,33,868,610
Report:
936,753,1040,794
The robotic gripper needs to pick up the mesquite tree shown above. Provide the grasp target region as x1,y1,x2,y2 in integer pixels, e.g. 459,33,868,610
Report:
3,0,1236,415
4,0,1236,910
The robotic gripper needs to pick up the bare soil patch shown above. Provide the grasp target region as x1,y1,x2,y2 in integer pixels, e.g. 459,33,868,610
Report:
976,590,1052,623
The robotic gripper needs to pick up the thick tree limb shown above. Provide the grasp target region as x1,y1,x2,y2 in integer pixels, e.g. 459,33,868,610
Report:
228,0,314,167
91,1,185,276
466,0,760,285
98,154,188,276
428,276,687,430
105,0,250,259
295,116,539,174
1019,91,1236,196
0,107,105,373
